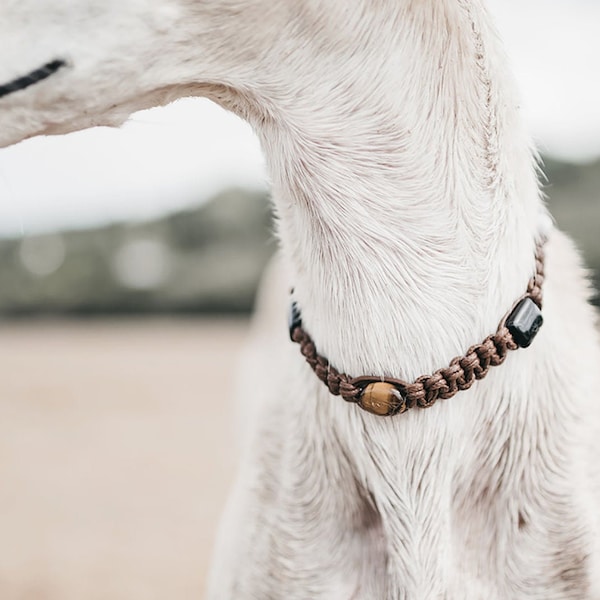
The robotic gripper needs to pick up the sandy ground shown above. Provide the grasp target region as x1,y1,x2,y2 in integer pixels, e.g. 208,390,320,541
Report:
0,319,247,600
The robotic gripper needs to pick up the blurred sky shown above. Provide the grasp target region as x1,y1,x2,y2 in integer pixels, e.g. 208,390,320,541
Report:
0,0,599,236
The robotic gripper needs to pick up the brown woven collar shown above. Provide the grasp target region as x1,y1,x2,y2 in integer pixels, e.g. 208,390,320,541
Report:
289,240,546,417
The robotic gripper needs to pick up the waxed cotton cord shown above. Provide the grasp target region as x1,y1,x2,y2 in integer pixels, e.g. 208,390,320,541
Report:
290,239,545,416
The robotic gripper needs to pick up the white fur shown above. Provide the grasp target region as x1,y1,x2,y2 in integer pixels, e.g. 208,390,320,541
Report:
1,1,600,598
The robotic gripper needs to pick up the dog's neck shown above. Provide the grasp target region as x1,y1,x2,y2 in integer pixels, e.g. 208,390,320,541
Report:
215,2,546,381
0,1,545,382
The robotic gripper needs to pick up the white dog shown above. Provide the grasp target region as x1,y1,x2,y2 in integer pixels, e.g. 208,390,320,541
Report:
1,1,599,598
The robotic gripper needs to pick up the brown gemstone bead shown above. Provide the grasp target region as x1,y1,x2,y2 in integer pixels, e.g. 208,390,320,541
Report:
359,382,401,416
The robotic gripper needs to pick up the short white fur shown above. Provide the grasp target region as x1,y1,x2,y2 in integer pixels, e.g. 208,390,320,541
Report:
1,1,600,598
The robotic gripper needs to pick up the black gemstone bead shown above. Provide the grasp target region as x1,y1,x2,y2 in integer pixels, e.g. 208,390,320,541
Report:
288,301,302,341
506,297,543,348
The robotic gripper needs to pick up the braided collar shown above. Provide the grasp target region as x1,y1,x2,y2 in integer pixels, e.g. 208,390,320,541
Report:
289,239,546,417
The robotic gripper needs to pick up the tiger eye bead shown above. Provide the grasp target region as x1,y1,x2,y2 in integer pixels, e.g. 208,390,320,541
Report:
359,382,401,416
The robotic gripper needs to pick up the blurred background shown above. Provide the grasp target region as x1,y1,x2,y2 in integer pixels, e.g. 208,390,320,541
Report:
0,1,599,599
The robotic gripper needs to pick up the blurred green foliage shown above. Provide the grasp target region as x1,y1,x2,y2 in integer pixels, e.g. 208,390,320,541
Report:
0,156,597,316
0,188,275,315
543,157,600,300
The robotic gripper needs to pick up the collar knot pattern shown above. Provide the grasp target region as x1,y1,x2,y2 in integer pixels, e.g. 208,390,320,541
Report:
289,239,546,417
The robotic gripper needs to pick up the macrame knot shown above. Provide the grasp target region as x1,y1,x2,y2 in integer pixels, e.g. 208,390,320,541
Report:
289,238,546,417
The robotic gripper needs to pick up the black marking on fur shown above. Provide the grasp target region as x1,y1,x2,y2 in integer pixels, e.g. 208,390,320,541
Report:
0,59,66,99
